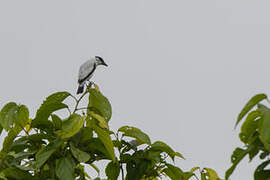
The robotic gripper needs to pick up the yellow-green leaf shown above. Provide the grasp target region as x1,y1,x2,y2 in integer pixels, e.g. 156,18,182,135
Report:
204,168,219,180
118,126,151,145
89,111,109,130
0,102,18,131
236,94,267,128
59,114,86,139
88,88,112,122
93,123,115,162
70,143,91,163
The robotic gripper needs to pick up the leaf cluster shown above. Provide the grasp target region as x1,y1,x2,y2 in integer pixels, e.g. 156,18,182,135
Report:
0,84,211,180
226,94,270,180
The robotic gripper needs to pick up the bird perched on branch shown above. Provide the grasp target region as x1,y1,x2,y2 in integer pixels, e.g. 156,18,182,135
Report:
77,56,108,94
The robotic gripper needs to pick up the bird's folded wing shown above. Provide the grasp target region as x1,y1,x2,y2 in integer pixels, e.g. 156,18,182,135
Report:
78,60,95,83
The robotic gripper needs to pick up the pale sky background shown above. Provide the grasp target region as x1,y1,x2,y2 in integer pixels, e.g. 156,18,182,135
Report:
0,1,270,179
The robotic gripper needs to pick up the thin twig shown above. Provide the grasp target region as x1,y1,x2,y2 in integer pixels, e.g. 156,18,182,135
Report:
267,98,270,105
73,90,89,114
120,164,124,180
66,107,72,115
21,126,30,136
74,107,90,112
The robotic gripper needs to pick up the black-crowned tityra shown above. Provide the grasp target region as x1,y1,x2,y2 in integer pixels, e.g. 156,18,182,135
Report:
77,56,108,94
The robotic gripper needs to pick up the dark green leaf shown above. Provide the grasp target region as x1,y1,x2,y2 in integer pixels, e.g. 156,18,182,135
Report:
163,164,184,180
2,167,34,180
32,92,70,127
93,123,115,161
254,160,270,180
88,88,112,122
105,161,120,180
118,126,151,145
120,153,132,163
236,94,267,128
258,107,270,151
59,114,86,139
35,138,62,168
225,147,251,180
2,126,22,152
80,127,93,143
126,159,150,180
70,142,90,163
150,141,184,161
240,110,261,143
87,138,110,158
56,156,75,180
260,151,269,160
51,114,62,130
146,150,162,163
0,102,18,130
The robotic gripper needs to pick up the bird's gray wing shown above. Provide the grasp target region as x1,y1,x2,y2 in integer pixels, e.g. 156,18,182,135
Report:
78,59,95,84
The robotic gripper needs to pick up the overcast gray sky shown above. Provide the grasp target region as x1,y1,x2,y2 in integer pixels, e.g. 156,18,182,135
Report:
1,0,270,179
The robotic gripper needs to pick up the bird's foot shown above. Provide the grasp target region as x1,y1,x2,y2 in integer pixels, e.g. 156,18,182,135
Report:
86,81,94,89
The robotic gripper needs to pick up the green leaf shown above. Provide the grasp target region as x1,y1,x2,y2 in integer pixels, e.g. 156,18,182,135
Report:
87,138,111,158
0,172,7,180
248,142,260,161
15,105,29,128
59,114,86,139
93,123,115,161
203,168,220,180
89,111,109,129
236,94,267,128
258,107,270,151
70,142,91,163
175,152,185,159
56,156,75,180
35,138,62,168
118,126,151,145
51,114,62,130
150,141,184,161
2,126,22,152
0,102,18,130
190,167,200,173
32,92,70,127
163,164,184,180
2,167,34,180
254,160,270,180
80,127,93,143
88,88,112,122
240,110,261,143
105,161,120,180
126,158,150,180
225,147,251,180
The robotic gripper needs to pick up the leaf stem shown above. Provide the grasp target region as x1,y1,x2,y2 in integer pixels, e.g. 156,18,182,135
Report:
267,98,270,105
120,164,124,180
67,107,72,115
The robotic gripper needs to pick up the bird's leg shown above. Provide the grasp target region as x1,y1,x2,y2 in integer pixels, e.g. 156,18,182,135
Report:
86,81,94,90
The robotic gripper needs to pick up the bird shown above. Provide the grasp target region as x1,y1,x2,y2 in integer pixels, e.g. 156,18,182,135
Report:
77,56,108,94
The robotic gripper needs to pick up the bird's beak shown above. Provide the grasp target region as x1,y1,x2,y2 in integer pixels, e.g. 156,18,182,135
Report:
103,62,108,67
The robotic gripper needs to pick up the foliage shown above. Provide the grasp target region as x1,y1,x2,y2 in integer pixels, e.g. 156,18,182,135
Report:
0,83,221,180
226,93,270,180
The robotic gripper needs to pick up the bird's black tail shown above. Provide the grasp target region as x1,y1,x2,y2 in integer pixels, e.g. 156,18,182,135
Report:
77,85,84,94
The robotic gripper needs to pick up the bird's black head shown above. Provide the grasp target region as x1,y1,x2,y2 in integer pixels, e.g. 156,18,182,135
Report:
95,56,108,67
